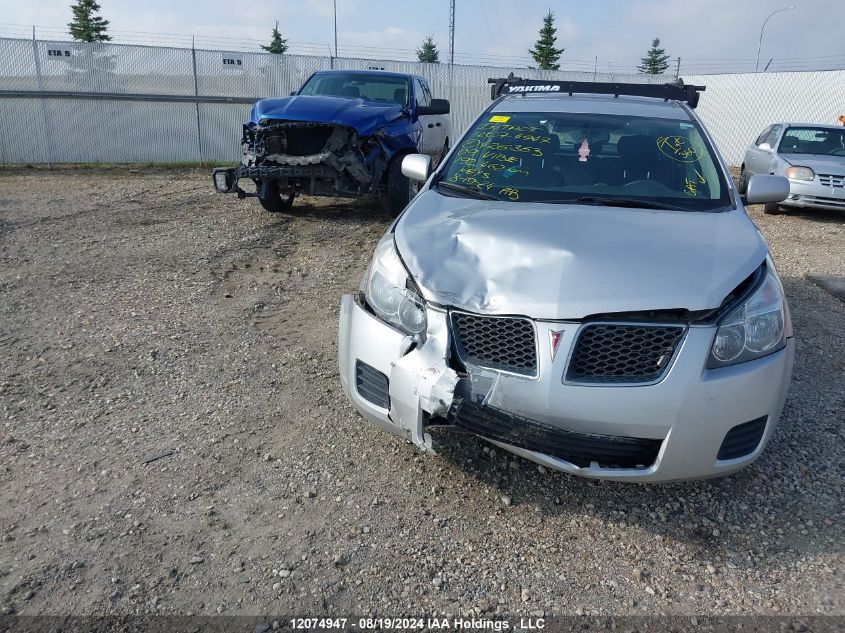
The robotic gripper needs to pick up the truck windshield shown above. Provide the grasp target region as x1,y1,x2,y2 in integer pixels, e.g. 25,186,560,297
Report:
436,111,732,210
299,73,409,107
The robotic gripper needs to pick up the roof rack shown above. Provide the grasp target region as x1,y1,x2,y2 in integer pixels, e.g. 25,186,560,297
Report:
487,73,706,109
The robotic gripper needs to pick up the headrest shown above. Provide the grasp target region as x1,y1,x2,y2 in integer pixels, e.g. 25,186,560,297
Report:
617,135,657,160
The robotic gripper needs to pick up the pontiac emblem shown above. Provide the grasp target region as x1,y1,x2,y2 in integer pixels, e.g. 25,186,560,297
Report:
549,330,564,361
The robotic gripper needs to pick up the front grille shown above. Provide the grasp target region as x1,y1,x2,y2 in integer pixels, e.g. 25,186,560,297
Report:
818,174,845,188
451,312,537,375
355,361,390,409
257,122,339,156
800,195,845,208
447,399,662,469
718,416,767,460
566,323,685,384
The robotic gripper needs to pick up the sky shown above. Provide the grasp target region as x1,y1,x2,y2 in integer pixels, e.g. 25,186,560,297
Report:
4,0,844,71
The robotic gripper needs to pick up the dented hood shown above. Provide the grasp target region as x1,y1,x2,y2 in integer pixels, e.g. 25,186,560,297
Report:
249,95,404,136
394,191,767,320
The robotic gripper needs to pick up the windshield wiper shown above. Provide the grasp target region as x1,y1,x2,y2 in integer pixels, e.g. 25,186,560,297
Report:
534,196,691,211
434,180,502,201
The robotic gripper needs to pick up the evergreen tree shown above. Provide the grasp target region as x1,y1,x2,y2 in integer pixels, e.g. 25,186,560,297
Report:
529,10,565,70
638,38,671,74
261,21,288,54
68,0,111,42
416,35,440,63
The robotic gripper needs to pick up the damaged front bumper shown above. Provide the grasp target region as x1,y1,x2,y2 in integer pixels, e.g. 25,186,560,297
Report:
338,294,795,483
213,121,383,198
212,164,340,197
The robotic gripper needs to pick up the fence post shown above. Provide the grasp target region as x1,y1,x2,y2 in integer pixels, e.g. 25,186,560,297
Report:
675,57,681,80
31,26,54,165
191,37,204,162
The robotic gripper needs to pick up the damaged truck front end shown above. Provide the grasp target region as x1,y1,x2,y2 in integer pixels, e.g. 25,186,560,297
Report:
212,70,450,216
214,116,410,212
215,120,392,199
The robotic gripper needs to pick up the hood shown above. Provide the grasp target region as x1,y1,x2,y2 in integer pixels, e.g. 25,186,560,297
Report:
394,191,767,320
249,95,404,136
781,153,845,175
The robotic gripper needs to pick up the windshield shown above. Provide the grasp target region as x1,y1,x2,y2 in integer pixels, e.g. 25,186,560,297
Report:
298,73,409,107
778,127,845,156
435,110,732,210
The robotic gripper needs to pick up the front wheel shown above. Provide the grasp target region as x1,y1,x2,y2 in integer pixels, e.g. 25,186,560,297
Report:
763,202,784,215
384,157,414,218
257,180,295,213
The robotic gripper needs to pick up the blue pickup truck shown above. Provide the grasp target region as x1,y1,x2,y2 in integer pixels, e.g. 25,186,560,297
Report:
212,69,452,216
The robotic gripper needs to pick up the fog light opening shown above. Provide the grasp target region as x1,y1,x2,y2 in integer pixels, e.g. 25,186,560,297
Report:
213,170,232,192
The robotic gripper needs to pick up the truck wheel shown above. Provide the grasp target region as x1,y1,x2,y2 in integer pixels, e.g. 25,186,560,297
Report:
257,180,295,213
384,157,414,218
763,203,784,215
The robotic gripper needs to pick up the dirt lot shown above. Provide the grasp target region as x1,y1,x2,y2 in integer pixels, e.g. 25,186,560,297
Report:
0,168,843,619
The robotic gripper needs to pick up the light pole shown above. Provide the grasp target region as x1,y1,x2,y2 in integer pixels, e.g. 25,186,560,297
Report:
333,0,338,57
755,6,794,72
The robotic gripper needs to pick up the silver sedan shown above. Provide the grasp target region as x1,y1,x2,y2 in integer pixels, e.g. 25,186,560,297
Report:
339,81,794,483
740,123,845,214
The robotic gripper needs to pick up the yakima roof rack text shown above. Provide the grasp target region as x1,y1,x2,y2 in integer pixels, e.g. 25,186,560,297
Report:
487,73,706,108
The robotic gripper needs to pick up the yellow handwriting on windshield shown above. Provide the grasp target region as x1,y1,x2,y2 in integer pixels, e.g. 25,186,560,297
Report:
656,136,700,163
683,169,707,196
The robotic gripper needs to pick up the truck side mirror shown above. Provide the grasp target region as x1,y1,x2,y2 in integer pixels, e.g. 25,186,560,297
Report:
757,142,772,151
417,99,450,115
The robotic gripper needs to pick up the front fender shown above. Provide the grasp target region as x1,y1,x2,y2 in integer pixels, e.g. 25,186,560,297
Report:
376,117,423,162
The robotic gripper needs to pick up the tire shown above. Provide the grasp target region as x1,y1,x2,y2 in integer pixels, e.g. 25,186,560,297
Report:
256,180,295,214
737,167,748,195
764,202,784,215
384,157,414,218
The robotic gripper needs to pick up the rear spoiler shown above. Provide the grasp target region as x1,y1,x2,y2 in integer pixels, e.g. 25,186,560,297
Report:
488,73,706,109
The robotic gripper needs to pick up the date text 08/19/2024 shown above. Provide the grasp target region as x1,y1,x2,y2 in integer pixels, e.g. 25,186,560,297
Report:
289,617,546,630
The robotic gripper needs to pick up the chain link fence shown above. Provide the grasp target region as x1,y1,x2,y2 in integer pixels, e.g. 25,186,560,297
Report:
1,37,843,165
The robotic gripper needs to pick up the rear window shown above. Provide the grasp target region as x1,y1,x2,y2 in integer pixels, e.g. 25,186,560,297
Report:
437,110,732,210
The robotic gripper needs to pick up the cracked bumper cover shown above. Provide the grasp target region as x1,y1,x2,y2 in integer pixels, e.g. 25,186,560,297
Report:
338,294,794,482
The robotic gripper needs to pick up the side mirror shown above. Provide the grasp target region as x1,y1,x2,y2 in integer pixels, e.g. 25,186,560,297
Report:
757,142,772,151
417,98,450,115
745,174,789,204
290,90,297,96
401,154,431,182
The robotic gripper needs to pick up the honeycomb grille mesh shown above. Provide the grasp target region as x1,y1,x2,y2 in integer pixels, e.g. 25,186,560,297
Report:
566,324,685,384
451,313,537,375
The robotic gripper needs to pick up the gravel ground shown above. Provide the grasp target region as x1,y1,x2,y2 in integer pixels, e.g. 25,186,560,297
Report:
0,167,842,619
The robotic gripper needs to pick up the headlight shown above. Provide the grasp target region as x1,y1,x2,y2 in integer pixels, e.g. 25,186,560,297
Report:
365,236,427,337
708,265,787,368
785,166,814,181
